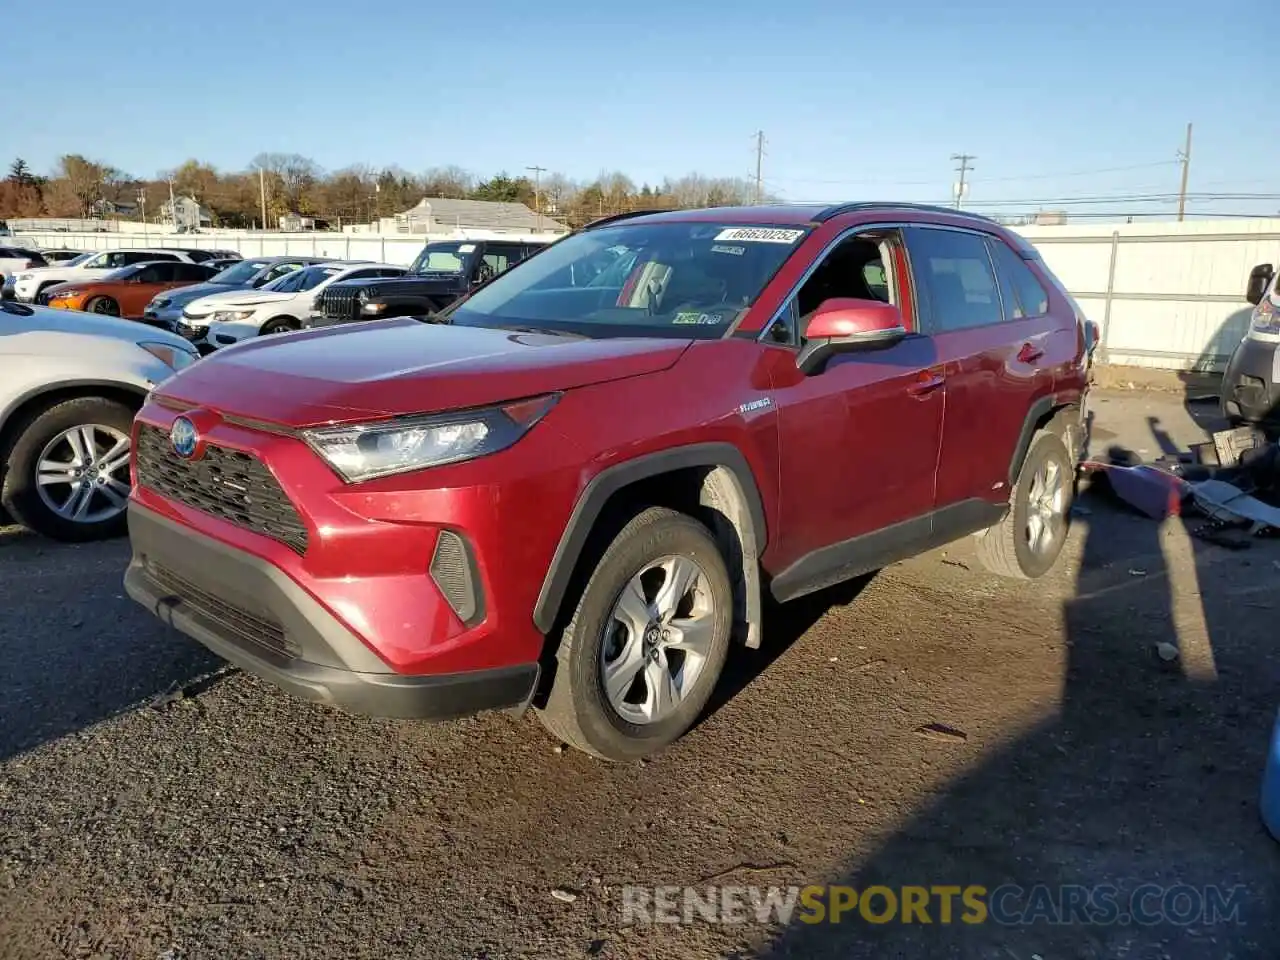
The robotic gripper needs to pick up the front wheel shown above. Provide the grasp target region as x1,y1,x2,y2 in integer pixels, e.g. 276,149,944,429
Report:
259,317,299,336
85,296,120,317
974,428,1074,579
535,507,734,761
1,396,136,542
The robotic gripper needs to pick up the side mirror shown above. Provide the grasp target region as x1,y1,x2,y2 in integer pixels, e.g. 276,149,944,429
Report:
797,298,908,375
1246,263,1274,306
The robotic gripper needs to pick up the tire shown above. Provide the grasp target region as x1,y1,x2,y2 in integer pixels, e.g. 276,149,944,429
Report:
259,317,299,336
1,396,136,542
535,507,734,761
85,296,120,317
974,427,1074,579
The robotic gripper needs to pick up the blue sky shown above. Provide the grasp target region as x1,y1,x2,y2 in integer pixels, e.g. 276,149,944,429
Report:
4,0,1276,218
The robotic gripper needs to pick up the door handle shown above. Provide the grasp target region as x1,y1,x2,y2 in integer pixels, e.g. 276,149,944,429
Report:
907,371,945,398
1018,342,1045,364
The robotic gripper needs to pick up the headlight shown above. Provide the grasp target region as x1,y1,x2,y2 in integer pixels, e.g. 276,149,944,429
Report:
15,273,33,282
302,394,559,483
211,309,255,322
138,340,200,371
361,301,388,315
150,297,170,309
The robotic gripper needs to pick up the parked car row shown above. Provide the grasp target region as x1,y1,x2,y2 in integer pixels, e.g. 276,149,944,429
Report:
175,261,409,352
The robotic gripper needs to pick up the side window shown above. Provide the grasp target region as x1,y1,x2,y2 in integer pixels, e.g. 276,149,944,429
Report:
905,228,1002,332
483,248,515,275
133,265,165,283
766,233,900,346
988,239,1050,318
171,263,206,281
266,262,303,282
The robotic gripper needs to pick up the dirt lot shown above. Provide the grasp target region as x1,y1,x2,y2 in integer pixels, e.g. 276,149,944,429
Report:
1,388,1278,960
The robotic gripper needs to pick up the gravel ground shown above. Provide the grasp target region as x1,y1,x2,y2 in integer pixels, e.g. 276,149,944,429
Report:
2,389,1278,959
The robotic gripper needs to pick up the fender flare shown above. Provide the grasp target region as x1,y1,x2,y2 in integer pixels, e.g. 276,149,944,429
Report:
532,442,768,635
1007,394,1082,485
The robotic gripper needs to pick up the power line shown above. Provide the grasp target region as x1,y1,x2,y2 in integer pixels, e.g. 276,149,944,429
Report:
951,154,975,209
753,131,766,204
525,165,546,230
768,158,1181,188
1176,122,1193,222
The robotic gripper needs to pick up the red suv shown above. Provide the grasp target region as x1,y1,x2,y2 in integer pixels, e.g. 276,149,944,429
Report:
124,203,1089,760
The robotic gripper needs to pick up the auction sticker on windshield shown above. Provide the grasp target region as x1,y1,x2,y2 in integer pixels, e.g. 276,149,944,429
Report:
714,227,805,244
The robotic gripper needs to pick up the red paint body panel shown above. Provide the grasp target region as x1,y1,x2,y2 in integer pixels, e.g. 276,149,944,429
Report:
130,203,1089,691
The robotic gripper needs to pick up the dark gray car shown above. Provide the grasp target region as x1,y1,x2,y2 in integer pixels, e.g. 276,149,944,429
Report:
140,256,335,330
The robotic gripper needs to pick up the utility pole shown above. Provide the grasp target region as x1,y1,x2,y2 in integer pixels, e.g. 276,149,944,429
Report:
1176,122,1193,222
167,177,177,230
753,130,766,204
526,165,546,231
259,166,269,232
951,154,975,209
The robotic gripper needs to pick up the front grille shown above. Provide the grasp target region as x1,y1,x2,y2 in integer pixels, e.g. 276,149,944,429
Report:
135,424,310,554
316,285,362,323
146,561,298,658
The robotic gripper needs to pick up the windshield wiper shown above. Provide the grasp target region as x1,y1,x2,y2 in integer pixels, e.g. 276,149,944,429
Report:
498,324,590,340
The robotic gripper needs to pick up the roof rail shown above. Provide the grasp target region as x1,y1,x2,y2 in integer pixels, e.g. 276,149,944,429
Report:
814,202,1000,225
581,208,669,230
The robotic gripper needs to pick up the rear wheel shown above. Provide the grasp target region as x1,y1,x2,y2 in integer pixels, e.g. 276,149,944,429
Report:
535,507,733,761
85,296,120,317
260,317,299,336
974,428,1073,579
1,396,135,542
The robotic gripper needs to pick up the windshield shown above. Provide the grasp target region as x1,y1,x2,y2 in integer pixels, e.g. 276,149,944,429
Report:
102,265,143,282
61,252,93,267
212,259,270,285
448,222,807,339
408,242,474,275
263,265,342,292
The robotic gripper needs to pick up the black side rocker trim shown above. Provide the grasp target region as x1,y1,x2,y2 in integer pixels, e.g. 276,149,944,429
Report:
532,443,768,634
769,498,1006,604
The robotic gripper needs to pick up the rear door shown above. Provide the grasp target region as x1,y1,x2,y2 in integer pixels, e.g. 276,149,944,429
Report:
904,225,1052,509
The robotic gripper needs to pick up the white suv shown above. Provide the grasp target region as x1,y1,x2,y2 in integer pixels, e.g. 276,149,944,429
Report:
0,300,199,541
12,248,197,302
184,262,406,350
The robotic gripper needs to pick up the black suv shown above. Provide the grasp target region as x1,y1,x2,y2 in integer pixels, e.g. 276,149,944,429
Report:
308,238,550,328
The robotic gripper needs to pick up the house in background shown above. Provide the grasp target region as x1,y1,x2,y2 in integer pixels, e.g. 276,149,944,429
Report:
89,198,139,219
159,195,212,230
384,198,568,236
279,212,333,232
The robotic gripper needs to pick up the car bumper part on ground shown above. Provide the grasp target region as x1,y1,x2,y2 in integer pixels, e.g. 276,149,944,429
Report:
1221,335,1279,424
124,502,539,720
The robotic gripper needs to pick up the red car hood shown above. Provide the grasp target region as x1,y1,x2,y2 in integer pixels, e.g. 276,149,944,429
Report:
157,318,692,427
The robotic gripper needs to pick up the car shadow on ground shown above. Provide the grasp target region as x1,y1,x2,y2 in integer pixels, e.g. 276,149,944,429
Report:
701,576,872,726
0,527,228,763
758,423,1280,957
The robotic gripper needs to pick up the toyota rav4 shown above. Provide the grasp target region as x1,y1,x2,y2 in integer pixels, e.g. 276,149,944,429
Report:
124,203,1090,760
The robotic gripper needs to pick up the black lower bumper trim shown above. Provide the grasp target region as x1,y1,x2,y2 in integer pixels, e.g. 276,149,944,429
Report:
1221,336,1277,423
124,502,539,721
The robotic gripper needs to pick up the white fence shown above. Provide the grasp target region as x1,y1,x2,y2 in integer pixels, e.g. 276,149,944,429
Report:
14,219,1280,373
1014,219,1280,372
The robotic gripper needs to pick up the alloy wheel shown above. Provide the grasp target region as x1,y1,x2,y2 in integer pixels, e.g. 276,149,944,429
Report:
599,554,716,725
34,424,132,524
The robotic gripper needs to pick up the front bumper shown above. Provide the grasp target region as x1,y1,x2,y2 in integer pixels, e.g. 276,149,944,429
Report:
124,502,539,720
1221,335,1279,424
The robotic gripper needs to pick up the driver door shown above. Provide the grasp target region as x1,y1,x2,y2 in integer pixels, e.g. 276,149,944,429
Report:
765,228,944,583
